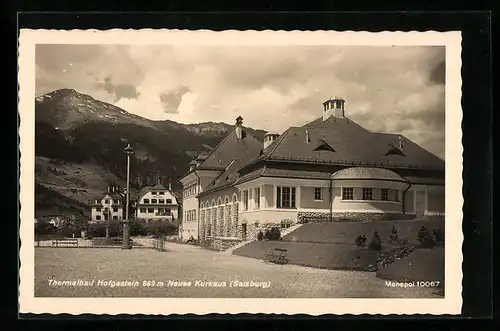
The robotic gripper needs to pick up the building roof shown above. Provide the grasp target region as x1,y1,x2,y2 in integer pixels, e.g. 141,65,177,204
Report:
330,167,407,182
197,129,263,195
197,128,261,170
137,182,178,202
99,192,123,200
241,116,444,171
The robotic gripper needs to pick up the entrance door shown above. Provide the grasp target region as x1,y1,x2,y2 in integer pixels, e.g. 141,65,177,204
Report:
242,224,247,240
415,191,426,218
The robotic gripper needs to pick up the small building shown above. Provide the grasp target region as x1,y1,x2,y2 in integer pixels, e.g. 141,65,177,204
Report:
135,180,180,223
90,184,124,223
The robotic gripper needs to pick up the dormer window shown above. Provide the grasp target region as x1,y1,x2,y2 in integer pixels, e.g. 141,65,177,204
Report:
385,144,406,156
313,139,336,152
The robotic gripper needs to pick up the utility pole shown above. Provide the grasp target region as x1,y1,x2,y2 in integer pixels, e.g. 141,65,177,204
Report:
122,143,134,249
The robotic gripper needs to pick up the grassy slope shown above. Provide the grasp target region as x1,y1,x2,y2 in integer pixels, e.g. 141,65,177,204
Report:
233,240,380,271
35,183,89,218
234,219,445,279
376,248,445,283
281,219,445,245
35,156,129,206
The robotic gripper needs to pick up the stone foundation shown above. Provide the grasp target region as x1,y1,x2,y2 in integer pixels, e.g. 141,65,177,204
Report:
297,212,331,223
297,211,414,223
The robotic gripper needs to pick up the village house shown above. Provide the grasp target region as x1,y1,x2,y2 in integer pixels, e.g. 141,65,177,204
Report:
90,184,124,223
135,180,180,223
178,97,445,243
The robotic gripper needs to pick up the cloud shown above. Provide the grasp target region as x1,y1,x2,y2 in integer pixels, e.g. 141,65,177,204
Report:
98,76,140,101
35,44,446,158
159,86,192,113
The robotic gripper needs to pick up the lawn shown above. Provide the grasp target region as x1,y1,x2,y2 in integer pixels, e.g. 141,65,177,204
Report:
34,243,440,298
282,219,444,245
233,240,381,271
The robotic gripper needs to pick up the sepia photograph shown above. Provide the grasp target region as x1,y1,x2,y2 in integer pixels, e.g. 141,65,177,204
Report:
19,29,463,315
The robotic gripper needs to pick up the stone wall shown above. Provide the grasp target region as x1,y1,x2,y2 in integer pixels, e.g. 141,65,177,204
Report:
297,211,414,223
297,212,331,223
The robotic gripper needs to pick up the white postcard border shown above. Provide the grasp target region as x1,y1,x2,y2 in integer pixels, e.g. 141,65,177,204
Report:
18,29,463,315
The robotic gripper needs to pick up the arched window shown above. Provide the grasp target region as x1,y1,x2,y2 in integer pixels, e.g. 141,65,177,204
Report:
232,193,238,203
217,197,223,206
224,196,229,205
200,202,204,209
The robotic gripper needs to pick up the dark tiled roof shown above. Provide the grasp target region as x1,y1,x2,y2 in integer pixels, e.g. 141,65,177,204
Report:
138,182,169,199
196,128,259,170
243,116,444,171
330,167,407,182
99,192,123,200
198,129,263,195
404,176,445,186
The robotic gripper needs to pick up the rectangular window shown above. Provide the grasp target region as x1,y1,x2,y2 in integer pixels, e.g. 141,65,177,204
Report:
143,199,150,204
342,187,354,200
95,200,99,204
277,186,296,208
114,199,120,204
314,187,323,200
254,187,260,209
151,199,157,204
147,208,154,213
140,208,146,213
104,214,109,220
104,199,109,204
159,199,165,204
166,199,172,204
362,188,373,200
381,188,389,201
96,207,101,212
112,207,118,212
243,190,249,211
165,208,171,215
159,191,164,195
96,215,101,220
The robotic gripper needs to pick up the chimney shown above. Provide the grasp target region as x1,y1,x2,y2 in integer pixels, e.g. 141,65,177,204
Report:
398,136,404,150
263,132,280,149
322,96,345,121
107,185,110,193
235,116,243,140
168,181,172,191
305,130,310,144
189,160,198,171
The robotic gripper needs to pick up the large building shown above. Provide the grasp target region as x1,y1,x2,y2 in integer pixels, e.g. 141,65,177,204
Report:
179,97,445,243
135,180,180,223
90,184,124,223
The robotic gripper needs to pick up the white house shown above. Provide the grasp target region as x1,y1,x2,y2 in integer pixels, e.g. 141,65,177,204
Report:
135,180,180,223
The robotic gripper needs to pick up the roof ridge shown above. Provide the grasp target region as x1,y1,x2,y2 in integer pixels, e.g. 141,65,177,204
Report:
266,128,291,159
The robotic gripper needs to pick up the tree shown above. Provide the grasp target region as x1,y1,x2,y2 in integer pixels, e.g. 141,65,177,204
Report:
417,226,435,248
388,225,400,245
264,227,281,241
369,230,382,251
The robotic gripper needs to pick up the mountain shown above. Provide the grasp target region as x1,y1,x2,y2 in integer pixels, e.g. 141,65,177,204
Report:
34,89,266,218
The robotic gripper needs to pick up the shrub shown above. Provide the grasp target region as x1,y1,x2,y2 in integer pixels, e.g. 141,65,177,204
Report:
264,227,281,241
354,234,367,247
417,226,435,248
433,228,445,247
388,225,400,245
368,230,382,251
257,231,264,241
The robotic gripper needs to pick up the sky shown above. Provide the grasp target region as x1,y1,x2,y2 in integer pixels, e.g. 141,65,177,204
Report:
35,44,446,159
